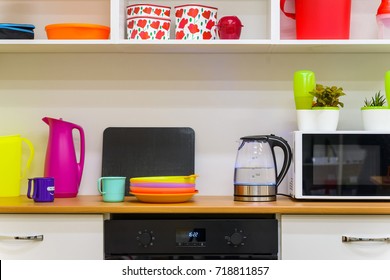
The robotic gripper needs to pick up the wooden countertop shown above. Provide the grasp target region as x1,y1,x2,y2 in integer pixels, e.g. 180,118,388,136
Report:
1,195,390,214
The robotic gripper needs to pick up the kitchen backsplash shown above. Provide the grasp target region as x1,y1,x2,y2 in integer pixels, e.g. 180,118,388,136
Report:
1,51,389,196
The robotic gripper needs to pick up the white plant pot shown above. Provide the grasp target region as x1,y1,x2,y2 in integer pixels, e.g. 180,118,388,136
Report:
361,107,390,131
297,108,339,131
296,110,317,131
315,108,339,131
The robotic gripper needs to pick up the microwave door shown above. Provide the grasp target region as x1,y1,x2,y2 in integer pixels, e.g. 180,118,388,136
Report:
301,133,390,199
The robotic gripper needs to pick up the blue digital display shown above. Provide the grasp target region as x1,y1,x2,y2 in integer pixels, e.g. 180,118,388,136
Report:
176,228,206,243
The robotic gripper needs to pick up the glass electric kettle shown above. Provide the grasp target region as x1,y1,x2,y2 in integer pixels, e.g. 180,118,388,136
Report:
234,134,292,202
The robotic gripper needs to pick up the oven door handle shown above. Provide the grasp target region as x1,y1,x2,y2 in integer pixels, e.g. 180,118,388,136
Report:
342,236,390,243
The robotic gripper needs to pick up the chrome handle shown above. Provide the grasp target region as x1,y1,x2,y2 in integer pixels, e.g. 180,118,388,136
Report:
342,236,390,243
0,235,44,241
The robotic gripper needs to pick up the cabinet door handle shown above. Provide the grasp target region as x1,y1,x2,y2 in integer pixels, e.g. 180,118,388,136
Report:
0,235,44,241
342,236,390,243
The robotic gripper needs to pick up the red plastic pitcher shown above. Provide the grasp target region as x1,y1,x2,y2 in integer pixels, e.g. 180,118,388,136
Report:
43,117,85,198
377,0,390,39
280,0,351,39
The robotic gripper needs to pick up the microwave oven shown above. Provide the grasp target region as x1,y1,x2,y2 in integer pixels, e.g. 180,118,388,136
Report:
289,131,390,200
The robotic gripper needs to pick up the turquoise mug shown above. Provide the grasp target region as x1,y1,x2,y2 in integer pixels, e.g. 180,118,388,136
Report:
97,176,126,202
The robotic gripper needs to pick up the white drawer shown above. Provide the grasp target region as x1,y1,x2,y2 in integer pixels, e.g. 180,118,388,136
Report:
0,214,103,260
281,215,390,260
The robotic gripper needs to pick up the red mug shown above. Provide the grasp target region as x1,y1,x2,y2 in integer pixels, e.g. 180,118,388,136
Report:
217,16,243,39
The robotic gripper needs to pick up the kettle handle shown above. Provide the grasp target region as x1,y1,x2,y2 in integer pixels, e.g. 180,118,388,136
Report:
20,138,34,179
280,0,296,19
72,124,85,190
268,135,292,187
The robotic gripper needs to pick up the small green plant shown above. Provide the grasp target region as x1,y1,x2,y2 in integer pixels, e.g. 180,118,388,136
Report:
363,91,387,107
309,84,346,108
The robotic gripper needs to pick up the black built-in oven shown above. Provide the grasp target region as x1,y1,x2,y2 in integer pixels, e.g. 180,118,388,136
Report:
104,214,278,260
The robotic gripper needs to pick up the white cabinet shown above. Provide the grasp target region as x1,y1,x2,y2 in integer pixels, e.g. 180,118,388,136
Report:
0,0,271,53
281,215,390,260
0,214,104,260
0,0,270,41
0,0,389,53
0,0,111,40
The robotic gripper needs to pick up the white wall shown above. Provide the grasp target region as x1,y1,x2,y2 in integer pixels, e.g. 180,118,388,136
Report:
1,52,389,196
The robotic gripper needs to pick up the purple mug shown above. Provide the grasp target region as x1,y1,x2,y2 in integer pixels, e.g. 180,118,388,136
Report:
27,177,55,202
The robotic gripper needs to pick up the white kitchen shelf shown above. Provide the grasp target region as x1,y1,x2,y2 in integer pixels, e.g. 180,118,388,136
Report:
2,39,390,53
0,0,388,53
271,39,390,53
115,39,390,53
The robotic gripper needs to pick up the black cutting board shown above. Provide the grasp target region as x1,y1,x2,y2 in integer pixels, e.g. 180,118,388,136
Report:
102,127,195,195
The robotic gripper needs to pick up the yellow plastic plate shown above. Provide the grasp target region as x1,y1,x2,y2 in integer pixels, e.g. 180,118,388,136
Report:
130,174,197,184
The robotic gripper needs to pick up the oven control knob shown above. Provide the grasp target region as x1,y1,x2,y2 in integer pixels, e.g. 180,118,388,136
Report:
225,229,246,247
137,230,155,247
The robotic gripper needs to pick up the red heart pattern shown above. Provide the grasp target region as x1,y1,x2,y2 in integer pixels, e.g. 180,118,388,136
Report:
174,5,218,40
126,5,218,40
127,17,170,40
127,5,171,19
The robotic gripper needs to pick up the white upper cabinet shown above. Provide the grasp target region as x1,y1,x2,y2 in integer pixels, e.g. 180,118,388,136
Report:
0,0,389,53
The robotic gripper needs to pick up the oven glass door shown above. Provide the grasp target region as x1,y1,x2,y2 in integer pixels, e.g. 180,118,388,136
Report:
302,134,390,197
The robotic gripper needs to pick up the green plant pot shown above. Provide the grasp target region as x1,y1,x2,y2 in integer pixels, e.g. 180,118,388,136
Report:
361,106,388,110
293,70,315,110
312,106,340,110
385,70,390,108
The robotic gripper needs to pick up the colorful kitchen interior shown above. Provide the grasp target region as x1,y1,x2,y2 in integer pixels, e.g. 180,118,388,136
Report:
2,0,390,260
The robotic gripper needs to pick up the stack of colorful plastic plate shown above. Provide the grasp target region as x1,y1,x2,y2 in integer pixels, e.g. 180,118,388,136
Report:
129,175,198,203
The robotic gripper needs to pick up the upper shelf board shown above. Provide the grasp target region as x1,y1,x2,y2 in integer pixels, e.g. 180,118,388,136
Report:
1,39,390,54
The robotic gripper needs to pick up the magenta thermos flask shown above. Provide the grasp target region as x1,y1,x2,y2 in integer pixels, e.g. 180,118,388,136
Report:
43,117,85,198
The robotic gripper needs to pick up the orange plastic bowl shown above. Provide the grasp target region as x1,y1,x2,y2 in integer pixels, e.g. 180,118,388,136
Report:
45,23,110,39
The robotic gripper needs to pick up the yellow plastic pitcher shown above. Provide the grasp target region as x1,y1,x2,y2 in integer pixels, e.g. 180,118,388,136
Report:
0,135,34,197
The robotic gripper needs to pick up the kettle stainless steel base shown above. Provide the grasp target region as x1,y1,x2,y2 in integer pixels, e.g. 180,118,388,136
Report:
234,185,276,202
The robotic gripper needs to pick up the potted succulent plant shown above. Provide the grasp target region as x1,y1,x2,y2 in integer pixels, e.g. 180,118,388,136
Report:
296,82,346,131
309,84,346,131
310,84,346,108
361,90,390,131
